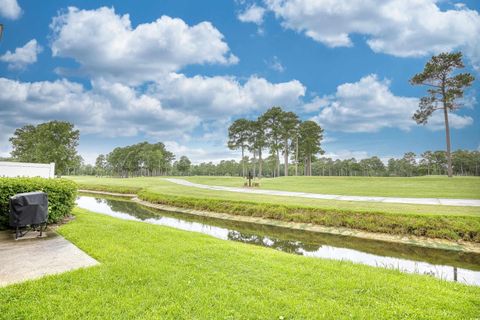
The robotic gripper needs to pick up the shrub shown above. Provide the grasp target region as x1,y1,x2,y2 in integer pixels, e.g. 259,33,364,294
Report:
0,177,78,228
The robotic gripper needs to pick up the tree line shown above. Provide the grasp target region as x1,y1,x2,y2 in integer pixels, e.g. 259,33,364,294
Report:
187,149,480,177
6,120,479,178
228,106,324,177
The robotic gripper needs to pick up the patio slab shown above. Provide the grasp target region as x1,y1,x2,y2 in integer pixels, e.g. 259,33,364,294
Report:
0,230,98,287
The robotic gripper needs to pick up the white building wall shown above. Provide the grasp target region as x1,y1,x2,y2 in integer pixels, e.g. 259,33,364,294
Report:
0,161,55,178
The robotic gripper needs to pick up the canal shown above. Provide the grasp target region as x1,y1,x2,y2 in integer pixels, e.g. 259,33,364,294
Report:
76,195,480,286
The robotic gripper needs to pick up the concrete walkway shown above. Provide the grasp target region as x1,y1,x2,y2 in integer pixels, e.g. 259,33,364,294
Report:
0,230,98,287
165,178,480,207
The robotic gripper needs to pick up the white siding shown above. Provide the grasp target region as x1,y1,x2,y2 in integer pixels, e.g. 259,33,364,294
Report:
0,161,55,178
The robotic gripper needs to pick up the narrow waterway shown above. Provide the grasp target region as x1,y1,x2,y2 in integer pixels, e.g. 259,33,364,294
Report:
76,195,480,286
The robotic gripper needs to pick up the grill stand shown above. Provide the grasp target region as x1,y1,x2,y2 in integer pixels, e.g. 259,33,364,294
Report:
14,222,48,240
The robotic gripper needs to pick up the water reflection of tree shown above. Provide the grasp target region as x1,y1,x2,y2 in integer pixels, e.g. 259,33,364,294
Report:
103,198,158,220
227,230,320,255
226,222,480,271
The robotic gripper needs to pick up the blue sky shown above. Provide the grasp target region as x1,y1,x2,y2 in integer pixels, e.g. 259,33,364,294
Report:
0,0,479,164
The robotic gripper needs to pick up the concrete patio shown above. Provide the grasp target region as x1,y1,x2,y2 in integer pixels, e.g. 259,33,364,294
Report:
0,229,98,287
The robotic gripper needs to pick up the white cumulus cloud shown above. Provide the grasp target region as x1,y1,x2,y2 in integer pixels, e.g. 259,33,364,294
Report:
148,73,306,118
0,77,199,144
238,4,266,25
265,0,480,69
50,7,238,83
164,140,238,164
322,150,369,161
0,0,21,20
0,72,308,157
310,74,473,132
0,39,42,70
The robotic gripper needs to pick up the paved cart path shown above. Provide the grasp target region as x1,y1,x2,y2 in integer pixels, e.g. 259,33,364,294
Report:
164,178,480,207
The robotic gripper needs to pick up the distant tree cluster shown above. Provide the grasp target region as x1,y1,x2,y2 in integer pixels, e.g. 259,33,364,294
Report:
317,150,480,177
86,142,175,177
190,160,242,176
189,149,480,177
228,106,324,177
174,156,192,176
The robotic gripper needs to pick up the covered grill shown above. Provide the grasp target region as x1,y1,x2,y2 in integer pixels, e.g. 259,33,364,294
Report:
9,192,48,239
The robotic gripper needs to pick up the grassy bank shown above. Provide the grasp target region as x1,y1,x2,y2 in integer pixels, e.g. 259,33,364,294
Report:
138,190,480,242
69,176,480,216
184,175,480,199
1,208,478,319
68,176,480,242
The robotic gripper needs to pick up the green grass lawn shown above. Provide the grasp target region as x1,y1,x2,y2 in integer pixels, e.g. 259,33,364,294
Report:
69,176,480,217
68,176,480,241
1,208,478,319
183,175,480,199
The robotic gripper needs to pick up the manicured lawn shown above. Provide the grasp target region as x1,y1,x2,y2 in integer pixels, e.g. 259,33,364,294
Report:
1,208,478,319
69,176,480,217
68,176,480,241
184,175,480,199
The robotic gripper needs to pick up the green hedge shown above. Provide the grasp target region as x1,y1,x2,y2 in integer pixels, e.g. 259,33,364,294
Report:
0,177,78,228
138,190,480,242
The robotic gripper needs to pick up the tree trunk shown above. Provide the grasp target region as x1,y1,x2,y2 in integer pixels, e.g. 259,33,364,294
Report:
284,138,289,177
295,136,298,176
307,154,312,176
443,99,453,178
258,148,263,177
253,150,257,177
309,155,312,176
241,146,245,177
276,150,280,178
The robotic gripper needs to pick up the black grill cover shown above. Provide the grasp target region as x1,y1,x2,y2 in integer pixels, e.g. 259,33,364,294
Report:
9,192,48,227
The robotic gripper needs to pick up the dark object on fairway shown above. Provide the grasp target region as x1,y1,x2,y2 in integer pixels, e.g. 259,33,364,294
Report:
9,192,48,239
246,170,254,187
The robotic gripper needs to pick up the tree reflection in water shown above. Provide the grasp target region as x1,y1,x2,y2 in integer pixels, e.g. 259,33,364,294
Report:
228,230,320,255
